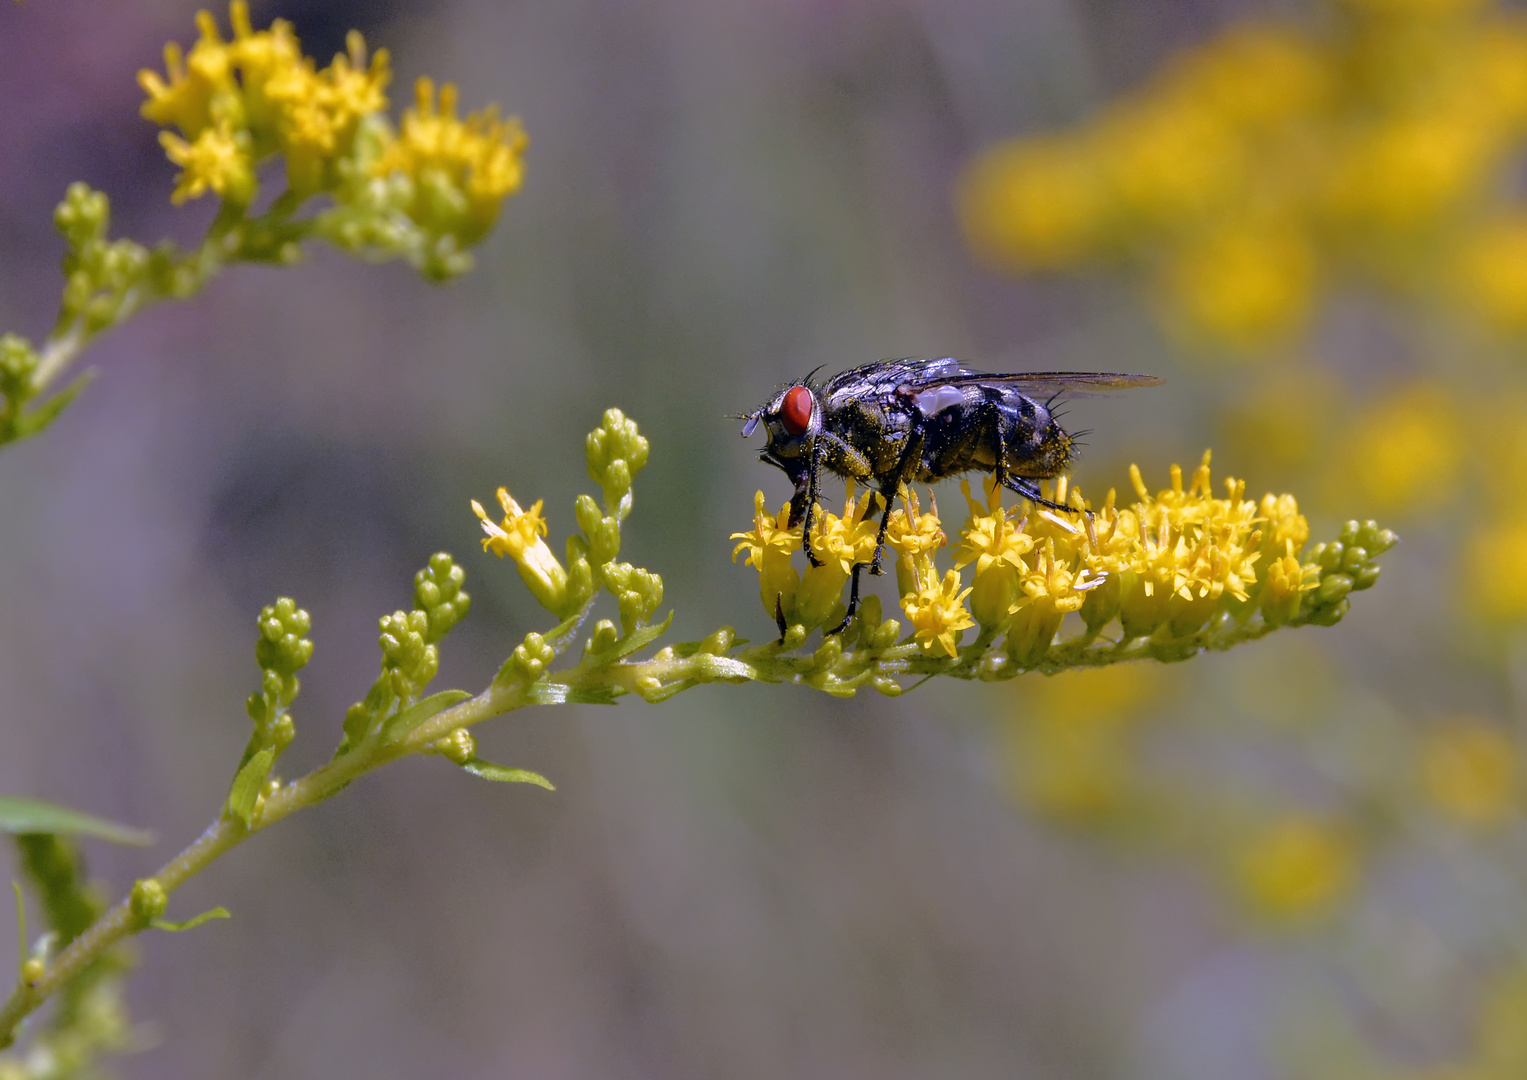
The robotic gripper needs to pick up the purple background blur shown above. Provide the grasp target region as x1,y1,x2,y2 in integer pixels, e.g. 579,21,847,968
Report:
0,3,1356,1078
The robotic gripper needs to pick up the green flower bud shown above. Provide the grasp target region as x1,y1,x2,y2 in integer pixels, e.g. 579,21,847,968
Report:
871,675,904,697
812,635,844,670
415,553,470,642
255,598,313,676
432,727,476,764
130,878,168,924
54,183,109,251
870,617,902,651
0,333,38,403
511,630,555,681
855,594,885,647
587,619,619,656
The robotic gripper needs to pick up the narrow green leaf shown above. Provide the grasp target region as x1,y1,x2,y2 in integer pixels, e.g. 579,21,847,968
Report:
150,906,230,932
0,795,152,846
586,611,674,665
12,882,24,978
16,369,95,438
225,746,275,828
542,601,595,652
460,757,555,790
379,689,470,744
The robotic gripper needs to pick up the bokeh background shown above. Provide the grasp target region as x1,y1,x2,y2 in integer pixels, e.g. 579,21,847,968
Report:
2,1,1523,1077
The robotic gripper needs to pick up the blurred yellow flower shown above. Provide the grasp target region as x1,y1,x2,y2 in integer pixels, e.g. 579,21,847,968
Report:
375,77,529,244
1455,213,1527,330
140,2,391,202
1461,516,1527,622
158,122,254,205
1236,814,1357,919
1331,383,1463,517
1160,223,1317,349
1422,720,1520,825
1002,665,1162,822
955,1,1527,347
955,137,1110,270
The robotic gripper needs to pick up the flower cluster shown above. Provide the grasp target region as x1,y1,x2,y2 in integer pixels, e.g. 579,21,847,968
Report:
957,1,1527,347
139,2,526,279
733,455,1394,667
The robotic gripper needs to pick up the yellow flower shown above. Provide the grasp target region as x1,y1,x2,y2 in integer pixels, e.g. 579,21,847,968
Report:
885,487,947,600
1009,539,1100,665
264,31,391,195
1422,720,1521,826
1260,546,1317,626
472,488,569,614
731,491,801,625
138,9,243,138
159,121,255,205
902,567,975,657
141,3,390,201
1236,814,1357,920
953,477,1034,629
374,77,529,244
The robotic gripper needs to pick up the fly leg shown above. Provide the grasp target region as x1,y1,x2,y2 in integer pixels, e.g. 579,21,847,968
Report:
868,430,925,575
791,435,824,568
825,430,923,638
1002,474,1083,514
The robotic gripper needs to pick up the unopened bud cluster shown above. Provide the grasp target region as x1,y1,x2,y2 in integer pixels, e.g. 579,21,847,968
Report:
474,409,665,639
245,598,312,760
341,554,469,753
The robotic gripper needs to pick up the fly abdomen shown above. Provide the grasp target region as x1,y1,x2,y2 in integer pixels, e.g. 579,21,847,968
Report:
999,391,1073,478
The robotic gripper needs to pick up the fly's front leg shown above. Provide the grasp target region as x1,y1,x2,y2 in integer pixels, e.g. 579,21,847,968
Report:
789,436,824,567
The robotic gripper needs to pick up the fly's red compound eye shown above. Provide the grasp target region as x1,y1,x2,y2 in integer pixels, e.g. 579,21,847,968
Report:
781,385,813,435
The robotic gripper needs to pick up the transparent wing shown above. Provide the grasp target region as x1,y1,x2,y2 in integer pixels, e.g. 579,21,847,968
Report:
931,369,1163,396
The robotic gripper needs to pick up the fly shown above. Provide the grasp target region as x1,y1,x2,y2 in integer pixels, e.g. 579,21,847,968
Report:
738,358,1162,635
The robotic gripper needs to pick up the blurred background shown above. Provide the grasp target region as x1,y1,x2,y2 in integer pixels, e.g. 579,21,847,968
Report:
2,1,1523,1077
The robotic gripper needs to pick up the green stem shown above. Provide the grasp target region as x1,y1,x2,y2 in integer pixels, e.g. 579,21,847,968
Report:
0,681,526,1048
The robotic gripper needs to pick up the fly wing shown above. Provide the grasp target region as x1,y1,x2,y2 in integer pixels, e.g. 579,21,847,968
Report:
819,359,1162,399
932,369,1163,397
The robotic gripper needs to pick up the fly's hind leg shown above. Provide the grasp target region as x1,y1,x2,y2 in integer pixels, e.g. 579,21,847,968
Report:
1002,474,1081,513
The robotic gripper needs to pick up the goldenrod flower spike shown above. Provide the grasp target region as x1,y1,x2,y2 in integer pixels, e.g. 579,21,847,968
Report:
730,449,1392,678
